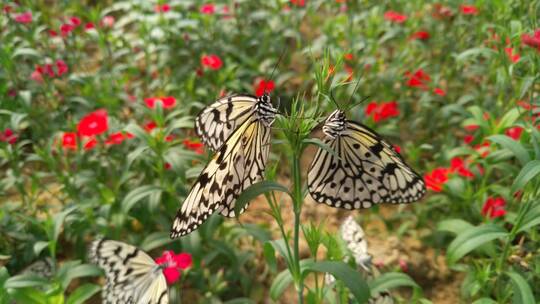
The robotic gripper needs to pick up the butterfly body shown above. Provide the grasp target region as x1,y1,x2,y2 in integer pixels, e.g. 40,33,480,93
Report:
171,94,277,238
308,109,425,210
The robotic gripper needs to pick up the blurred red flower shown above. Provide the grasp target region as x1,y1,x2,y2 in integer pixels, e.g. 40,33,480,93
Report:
393,144,401,154
450,157,474,179
200,4,215,14
343,53,354,61
70,17,82,27
83,137,97,150
31,68,44,83
144,96,177,109
155,251,192,285
433,88,446,96
14,12,32,24
405,69,430,89
164,162,172,170
60,23,75,36
49,30,58,37
62,132,77,150
201,54,223,70
101,16,115,28
84,22,95,31
3,5,12,14
424,167,450,192
105,132,130,145
155,4,171,13
290,0,306,7
0,129,18,144
505,126,523,140
144,121,157,132
464,124,479,131
474,141,490,158
254,79,275,97
504,47,520,63
384,11,407,23
460,5,478,15
463,134,474,144
410,31,430,40
481,197,506,218
521,29,540,51
77,109,108,137
183,139,204,154
365,101,399,122
56,59,69,76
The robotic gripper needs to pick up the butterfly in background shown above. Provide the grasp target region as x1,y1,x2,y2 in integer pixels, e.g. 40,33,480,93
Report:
90,239,169,304
19,257,53,278
326,216,393,304
170,94,278,238
308,109,425,210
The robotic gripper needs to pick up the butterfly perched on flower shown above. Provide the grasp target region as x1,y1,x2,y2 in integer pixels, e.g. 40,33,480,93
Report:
326,216,393,304
90,239,189,304
170,94,278,238
308,109,425,209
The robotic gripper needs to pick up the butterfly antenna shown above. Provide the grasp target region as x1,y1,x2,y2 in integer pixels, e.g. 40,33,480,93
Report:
265,46,288,95
347,76,362,105
329,86,341,110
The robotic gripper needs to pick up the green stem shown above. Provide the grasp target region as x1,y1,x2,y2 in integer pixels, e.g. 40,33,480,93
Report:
497,199,532,273
291,153,304,304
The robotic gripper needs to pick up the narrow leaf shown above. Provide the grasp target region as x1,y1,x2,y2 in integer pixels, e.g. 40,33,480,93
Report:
369,272,420,294
66,284,101,304
487,135,529,166
511,160,540,193
447,224,508,264
234,181,290,220
269,269,293,301
506,271,535,304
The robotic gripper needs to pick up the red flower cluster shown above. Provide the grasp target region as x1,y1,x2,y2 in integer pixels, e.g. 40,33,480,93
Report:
31,60,69,83
410,31,430,40
504,47,520,63
0,128,18,144
384,11,407,23
183,139,204,154
460,5,479,15
14,11,32,24
405,69,431,89
290,0,306,7
155,251,192,285
481,197,506,218
505,126,523,141
144,96,177,109
155,4,171,13
521,29,540,51
200,4,215,14
254,79,275,97
424,157,478,192
364,101,399,122
201,54,223,70
450,157,474,179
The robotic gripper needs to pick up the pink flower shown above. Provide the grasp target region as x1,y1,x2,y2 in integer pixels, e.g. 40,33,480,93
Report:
433,88,446,96
505,126,523,140
504,47,520,63
200,4,215,14
56,59,68,76
14,11,32,24
144,96,177,109
31,69,44,83
481,197,506,219
460,5,479,15
101,16,115,28
155,251,192,285
384,11,407,23
201,54,223,70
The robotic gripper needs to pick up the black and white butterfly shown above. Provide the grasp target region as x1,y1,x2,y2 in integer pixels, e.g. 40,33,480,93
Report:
326,216,394,304
90,239,168,304
19,258,53,278
170,94,277,238
308,109,425,209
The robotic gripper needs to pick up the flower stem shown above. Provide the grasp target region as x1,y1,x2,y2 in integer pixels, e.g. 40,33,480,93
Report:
291,153,304,304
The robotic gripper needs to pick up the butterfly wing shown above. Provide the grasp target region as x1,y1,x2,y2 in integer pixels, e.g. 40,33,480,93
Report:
195,95,258,151
171,118,271,238
308,121,425,209
90,239,169,304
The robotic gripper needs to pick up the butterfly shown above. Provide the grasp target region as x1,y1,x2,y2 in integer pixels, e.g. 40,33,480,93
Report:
308,109,425,210
326,216,394,304
90,239,169,304
20,258,53,278
170,94,278,238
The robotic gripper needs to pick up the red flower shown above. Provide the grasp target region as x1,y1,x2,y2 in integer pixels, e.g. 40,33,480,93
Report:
290,0,306,7
200,4,215,14
77,109,108,137
101,16,115,28
384,11,407,23
410,31,430,40
155,4,171,13
505,126,523,141
0,129,18,144
460,5,478,15
144,96,177,109
521,29,540,51
31,68,44,83
62,132,77,150
70,17,82,27
254,79,275,97
364,101,399,122
405,69,431,89
481,197,506,219
183,139,204,154
60,23,75,36
393,144,401,154
464,124,479,131
155,251,192,285
56,59,68,76
3,5,12,14
164,162,172,170
474,141,490,158
144,121,158,132
84,22,95,31
201,54,223,70
14,11,32,24
433,88,446,96
83,137,97,150
450,157,474,179
49,30,58,37
105,132,130,145
343,53,354,61
424,167,450,192
43,64,55,77
504,47,520,63
464,134,474,144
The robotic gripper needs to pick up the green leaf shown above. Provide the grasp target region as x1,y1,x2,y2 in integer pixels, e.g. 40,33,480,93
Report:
303,261,370,304
66,284,101,304
437,219,474,235
53,206,77,243
4,274,49,289
33,241,49,256
511,160,540,193
263,242,277,272
302,138,343,160
456,47,496,62
472,298,498,304
269,239,291,264
11,48,41,59
497,108,521,130
487,135,529,166
121,185,162,213
519,76,535,99
7,287,47,304
516,201,540,233
369,272,420,294
58,264,102,289
234,181,290,220
447,224,508,264
140,232,174,252
269,269,293,301
506,271,535,304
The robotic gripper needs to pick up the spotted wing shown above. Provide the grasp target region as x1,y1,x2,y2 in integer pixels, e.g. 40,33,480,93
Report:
308,121,425,209
89,239,169,304
20,258,53,278
171,118,271,238
195,95,258,152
